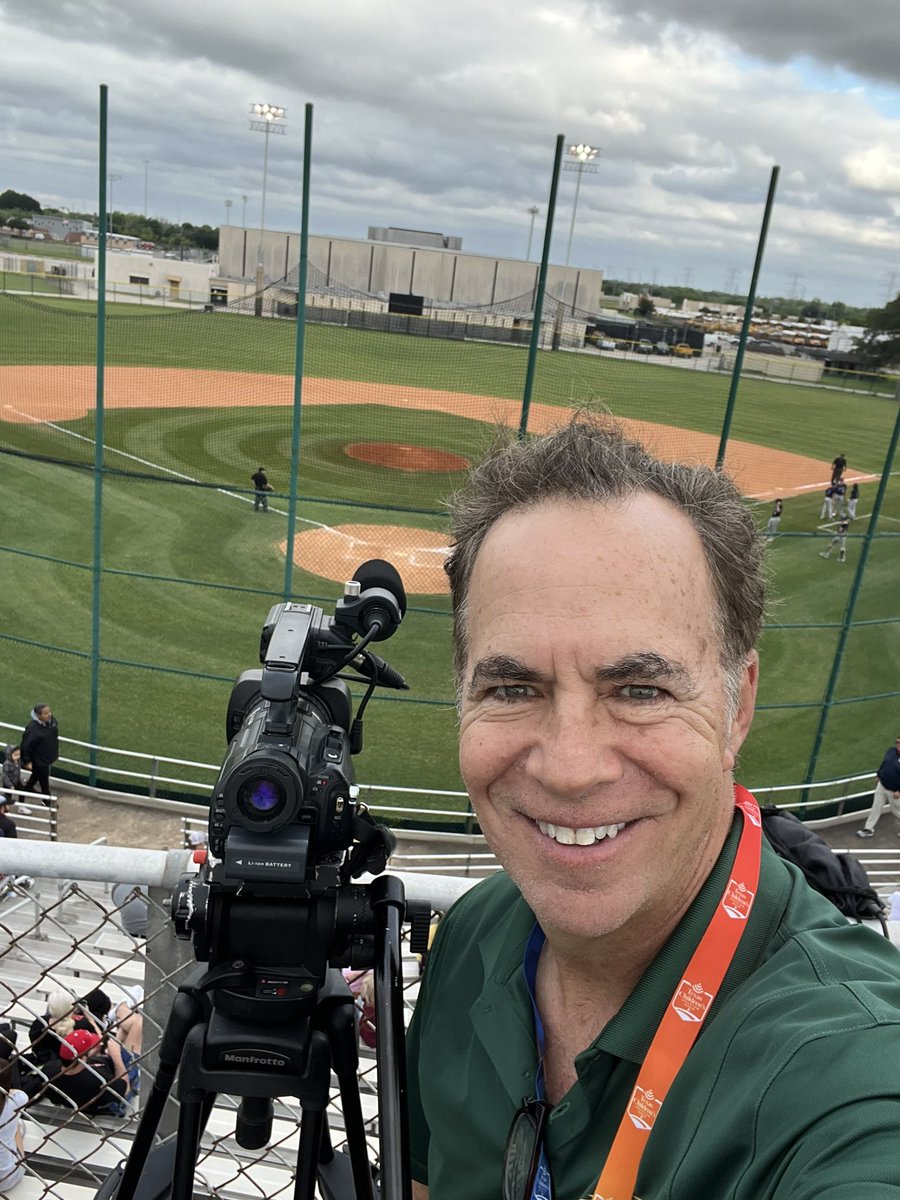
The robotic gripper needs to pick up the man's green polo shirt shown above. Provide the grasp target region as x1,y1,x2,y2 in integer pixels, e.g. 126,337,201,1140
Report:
406,821,900,1199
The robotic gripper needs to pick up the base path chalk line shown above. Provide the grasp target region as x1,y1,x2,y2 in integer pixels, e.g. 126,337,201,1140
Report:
4,405,354,541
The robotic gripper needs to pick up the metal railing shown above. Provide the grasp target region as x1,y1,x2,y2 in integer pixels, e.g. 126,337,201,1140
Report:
0,720,881,826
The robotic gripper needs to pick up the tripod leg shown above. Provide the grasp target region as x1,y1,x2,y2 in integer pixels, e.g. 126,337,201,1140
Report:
171,1092,206,1200
371,876,411,1200
295,1107,326,1200
113,989,205,1200
328,1000,375,1200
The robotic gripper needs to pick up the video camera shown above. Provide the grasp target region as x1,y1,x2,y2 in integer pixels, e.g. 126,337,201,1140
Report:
171,559,412,1021
103,561,428,1200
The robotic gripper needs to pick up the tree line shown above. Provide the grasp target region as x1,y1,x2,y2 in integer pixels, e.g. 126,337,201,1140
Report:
602,277,871,327
0,189,217,252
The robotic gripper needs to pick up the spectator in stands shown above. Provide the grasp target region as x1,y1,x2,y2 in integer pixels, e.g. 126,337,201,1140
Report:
50,1030,129,1116
358,972,377,1050
111,883,149,939
1,746,23,802
0,1025,24,1097
857,735,900,838
111,987,144,1094
0,798,17,840
26,991,77,1067
77,989,112,1031
20,703,59,807
26,990,104,1071
0,1057,27,1191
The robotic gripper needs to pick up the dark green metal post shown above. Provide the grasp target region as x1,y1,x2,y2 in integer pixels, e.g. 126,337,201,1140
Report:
519,135,564,438
283,103,313,600
715,165,780,470
88,85,109,785
802,390,900,798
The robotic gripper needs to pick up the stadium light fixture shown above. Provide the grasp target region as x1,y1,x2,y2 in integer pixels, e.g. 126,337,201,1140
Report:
248,102,287,282
563,142,600,268
107,172,122,235
526,205,540,261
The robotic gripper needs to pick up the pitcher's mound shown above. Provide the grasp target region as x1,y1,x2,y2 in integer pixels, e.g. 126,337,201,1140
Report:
344,442,470,472
284,524,451,594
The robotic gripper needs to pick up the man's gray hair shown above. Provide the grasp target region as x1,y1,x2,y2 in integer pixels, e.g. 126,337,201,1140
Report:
444,415,766,704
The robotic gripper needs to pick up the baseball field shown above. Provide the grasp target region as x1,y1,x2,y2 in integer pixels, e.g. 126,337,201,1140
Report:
0,293,898,811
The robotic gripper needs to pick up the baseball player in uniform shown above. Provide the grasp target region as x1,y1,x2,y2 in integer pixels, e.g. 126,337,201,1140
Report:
819,486,834,521
819,520,849,562
765,498,783,541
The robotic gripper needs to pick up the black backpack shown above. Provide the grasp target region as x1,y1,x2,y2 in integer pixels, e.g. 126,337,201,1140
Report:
760,805,888,935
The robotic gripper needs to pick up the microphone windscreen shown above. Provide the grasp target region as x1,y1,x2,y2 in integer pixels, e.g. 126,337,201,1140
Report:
352,559,407,617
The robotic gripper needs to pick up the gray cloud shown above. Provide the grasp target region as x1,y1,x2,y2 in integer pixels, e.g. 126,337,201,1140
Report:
593,0,900,85
2,0,900,305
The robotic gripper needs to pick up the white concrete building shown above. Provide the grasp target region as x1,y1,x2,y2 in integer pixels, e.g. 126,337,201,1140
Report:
215,226,605,313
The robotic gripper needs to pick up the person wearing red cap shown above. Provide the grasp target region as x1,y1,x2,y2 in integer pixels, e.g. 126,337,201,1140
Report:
50,1029,129,1115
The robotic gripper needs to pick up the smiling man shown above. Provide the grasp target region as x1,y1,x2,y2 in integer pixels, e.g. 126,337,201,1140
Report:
406,416,900,1200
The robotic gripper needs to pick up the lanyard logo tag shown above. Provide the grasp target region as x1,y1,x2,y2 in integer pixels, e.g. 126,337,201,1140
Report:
627,1086,662,1130
722,878,754,919
671,978,713,1023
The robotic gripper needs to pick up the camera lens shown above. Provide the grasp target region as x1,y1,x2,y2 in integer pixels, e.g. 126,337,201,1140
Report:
245,778,282,813
238,776,285,819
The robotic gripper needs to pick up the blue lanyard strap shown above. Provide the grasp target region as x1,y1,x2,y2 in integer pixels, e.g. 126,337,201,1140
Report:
523,923,552,1200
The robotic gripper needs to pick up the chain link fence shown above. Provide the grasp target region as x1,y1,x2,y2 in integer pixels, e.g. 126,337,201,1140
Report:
0,869,431,1198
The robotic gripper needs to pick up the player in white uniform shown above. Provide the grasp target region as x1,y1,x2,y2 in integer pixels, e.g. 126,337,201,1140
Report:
819,486,834,520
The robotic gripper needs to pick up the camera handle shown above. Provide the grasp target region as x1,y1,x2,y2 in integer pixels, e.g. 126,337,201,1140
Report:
99,876,414,1200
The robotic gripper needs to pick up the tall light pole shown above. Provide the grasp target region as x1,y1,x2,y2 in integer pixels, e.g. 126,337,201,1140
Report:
143,160,149,217
563,143,599,268
241,194,249,226
249,102,286,309
224,198,233,225
526,205,539,260
107,172,122,235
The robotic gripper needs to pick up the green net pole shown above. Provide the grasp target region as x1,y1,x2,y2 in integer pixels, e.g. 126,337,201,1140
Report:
801,388,900,800
715,165,780,471
519,134,564,438
283,102,313,600
88,84,109,785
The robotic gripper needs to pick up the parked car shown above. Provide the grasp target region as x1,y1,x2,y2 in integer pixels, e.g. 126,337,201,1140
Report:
635,340,655,354
673,343,695,358
585,331,618,350
655,341,672,355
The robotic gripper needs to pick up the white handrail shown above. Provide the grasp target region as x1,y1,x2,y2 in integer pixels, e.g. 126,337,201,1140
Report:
0,719,880,816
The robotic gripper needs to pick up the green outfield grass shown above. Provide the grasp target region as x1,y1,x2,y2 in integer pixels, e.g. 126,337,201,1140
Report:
1,293,898,812
1,294,895,474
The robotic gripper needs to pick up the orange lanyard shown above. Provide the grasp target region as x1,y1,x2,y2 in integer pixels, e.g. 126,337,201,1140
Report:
590,786,762,1200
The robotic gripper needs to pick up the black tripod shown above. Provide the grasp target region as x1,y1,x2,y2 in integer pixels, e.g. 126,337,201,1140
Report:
100,876,417,1200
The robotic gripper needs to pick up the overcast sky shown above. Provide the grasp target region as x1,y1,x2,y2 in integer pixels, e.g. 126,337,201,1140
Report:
4,0,900,307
